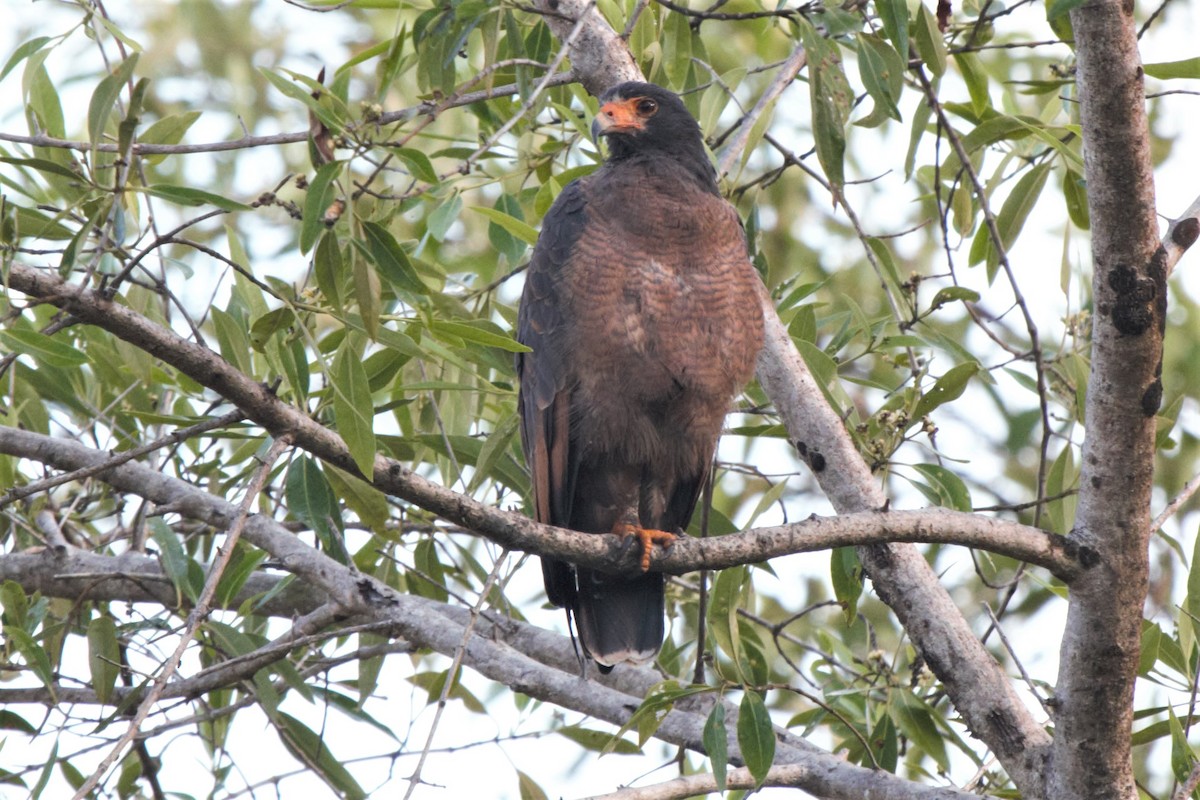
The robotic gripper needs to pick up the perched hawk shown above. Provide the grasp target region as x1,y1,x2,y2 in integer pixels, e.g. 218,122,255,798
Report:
516,82,764,671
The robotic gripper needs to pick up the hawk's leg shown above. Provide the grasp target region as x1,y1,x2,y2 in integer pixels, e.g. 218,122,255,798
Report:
612,520,677,572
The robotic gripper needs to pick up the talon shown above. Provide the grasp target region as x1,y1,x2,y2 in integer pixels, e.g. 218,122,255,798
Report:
612,522,677,572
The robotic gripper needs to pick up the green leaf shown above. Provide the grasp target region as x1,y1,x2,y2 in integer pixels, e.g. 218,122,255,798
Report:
276,713,367,800
5,627,55,695
909,463,973,511
429,319,531,352
139,110,202,147
928,286,980,311
332,337,377,478
830,546,862,621
799,20,851,194
954,52,990,116
913,4,947,77
516,770,548,800
875,0,909,62
325,464,390,534
87,616,120,705
1045,0,1087,21
708,566,748,678
285,456,346,559
12,206,76,241
1144,58,1200,80
737,691,775,787
314,230,345,311
31,739,56,799
1,36,51,82
259,68,341,130
855,34,904,127
144,184,251,211
1063,169,1089,229
0,156,87,184
974,162,1053,276
703,702,729,791
149,517,201,603
474,200,538,246
394,147,438,183
88,53,139,150
557,725,641,755
914,362,979,419
210,307,253,376
892,691,950,771
301,161,343,255
427,193,463,241
360,220,426,295
0,329,87,368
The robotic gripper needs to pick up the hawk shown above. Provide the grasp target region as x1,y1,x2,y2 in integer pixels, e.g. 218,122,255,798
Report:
517,82,764,671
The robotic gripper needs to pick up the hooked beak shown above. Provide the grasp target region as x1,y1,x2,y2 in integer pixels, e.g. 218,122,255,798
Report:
591,97,645,146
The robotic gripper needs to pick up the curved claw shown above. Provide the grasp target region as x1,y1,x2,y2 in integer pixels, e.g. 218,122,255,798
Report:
612,522,677,571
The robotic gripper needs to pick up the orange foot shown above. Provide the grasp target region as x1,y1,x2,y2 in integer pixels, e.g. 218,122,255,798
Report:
612,522,677,572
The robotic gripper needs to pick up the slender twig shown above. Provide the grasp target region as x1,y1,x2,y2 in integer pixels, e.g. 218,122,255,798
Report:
72,434,294,799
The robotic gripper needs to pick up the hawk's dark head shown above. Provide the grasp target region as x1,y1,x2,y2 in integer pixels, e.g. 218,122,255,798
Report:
592,82,715,190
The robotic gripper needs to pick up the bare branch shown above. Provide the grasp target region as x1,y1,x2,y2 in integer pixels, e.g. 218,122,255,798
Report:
1050,0,1164,794
0,408,1082,580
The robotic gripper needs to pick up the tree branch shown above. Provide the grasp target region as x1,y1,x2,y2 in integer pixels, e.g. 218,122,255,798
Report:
0,396,1082,581
1051,0,1165,797
0,428,975,800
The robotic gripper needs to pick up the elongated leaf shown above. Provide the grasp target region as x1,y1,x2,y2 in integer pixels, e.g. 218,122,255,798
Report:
830,546,862,620
427,193,462,241
875,0,909,61
1,36,51,82
145,184,251,211
892,691,951,771
6,627,56,693
88,53,139,150
737,691,775,787
914,362,979,419
557,725,641,755
1144,58,1200,80
976,162,1053,277
429,319,530,352
473,203,538,246
394,147,437,183
139,110,202,146
87,616,120,705
332,338,377,478
909,463,973,511
286,455,344,556
276,712,367,799
799,20,851,194
855,34,904,127
516,770,548,800
149,517,201,603
703,702,729,791
954,52,990,116
0,329,87,368
913,4,947,77
301,161,343,255
360,220,425,295
314,230,345,311
0,156,87,183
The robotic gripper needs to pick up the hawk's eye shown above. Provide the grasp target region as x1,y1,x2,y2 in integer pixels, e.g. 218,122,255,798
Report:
636,98,658,116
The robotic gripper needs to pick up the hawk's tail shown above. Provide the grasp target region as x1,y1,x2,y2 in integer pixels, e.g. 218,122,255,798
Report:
572,568,665,673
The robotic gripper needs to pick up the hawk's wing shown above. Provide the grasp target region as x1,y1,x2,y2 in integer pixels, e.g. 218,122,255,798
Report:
516,179,589,608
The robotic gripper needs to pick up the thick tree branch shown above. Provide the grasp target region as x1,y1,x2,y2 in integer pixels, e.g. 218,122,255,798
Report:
0,547,326,617
1052,0,1164,797
0,397,1080,586
0,429,974,800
